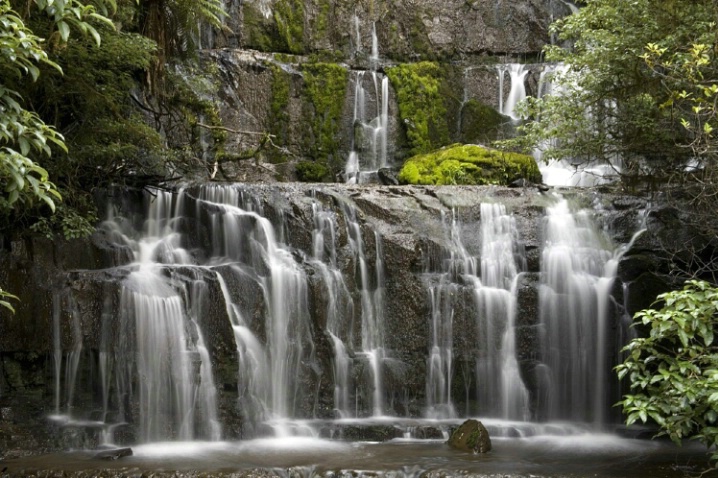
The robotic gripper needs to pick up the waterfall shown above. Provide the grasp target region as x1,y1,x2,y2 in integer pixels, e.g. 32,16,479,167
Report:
345,71,390,184
122,281,196,441
537,197,616,425
310,197,355,417
109,189,221,442
474,203,529,420
424,205,529,421
500,64,528,120
479,204,529,420
51,292,83,419
198,185,313,431
215,270,270,432
424,210,475,419
342,202,387,416
352,15,363,55
497,67,505,114
370,22,379,65
37,182,644,452
250,0,272,18
345,21,390,184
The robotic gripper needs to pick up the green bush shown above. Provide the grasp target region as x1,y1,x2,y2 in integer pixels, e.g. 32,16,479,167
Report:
295,161,329,182
617,280,718,467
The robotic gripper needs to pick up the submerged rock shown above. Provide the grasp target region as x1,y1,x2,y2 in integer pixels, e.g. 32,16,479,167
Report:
447,419,492,454
93,447,133,460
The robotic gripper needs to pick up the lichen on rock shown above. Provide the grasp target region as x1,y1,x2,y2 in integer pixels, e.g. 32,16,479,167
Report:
398,143,541,185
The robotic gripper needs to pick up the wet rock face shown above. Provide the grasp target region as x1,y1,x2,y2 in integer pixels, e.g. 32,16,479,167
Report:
219,0,567,59
447,419,491,453
202,0,571,176
0,184,666,454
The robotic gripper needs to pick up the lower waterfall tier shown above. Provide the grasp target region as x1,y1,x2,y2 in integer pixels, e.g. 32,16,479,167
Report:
0,184,685,453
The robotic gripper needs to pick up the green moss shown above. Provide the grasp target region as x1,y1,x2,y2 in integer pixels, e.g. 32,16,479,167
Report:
295,160,329,182
398,143,542,185
307,50,345,63
466,429,480,448
407,11,434,60
312,0,331,43
242,1,305,54
267,64,292,163
460,99,510,144
385,62,450,156
301,62,349,170
274,0,305,54
242,4,278,52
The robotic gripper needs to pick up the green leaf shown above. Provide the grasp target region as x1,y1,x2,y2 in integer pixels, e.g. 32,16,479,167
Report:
57,20,69,41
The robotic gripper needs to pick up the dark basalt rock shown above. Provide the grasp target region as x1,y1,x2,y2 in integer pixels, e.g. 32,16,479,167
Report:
378,168,400,186
447,419,491,453
93,447,133,460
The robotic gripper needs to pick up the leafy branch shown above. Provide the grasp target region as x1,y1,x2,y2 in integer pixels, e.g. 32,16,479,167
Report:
616,280,718,466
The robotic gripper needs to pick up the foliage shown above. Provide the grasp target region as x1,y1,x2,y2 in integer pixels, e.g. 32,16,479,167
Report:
140,0,225,62
501,0,717,181
616,280,718,465
0,2,62,216
0,0,117,221
398,143,541,186
301,62,348,169
385,62,450,156
295,160,328,182
0,0,116,312
642,41,717,167
0,287,18,314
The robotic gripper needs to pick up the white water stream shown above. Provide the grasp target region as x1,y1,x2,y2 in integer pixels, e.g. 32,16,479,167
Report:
47,184,634,457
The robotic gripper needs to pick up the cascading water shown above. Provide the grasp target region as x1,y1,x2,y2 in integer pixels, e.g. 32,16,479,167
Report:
478,204,530,421
196,185,314,433
345,21,390,184
536,197,617,425
423,204,529,421
309,197,355,417
341,202,387,416
345,70,390,184
20,183,702,477
473,203,529,420
118,190,220,442
499,64,528,120
423,210,475,419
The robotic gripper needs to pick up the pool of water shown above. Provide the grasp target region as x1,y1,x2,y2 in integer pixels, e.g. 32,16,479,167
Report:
1,433,713,477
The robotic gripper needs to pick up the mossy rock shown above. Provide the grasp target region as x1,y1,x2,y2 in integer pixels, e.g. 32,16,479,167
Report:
300,63,349,169
460,99,512,144
385,62,450,156
398,144,542,186
448,419,492,454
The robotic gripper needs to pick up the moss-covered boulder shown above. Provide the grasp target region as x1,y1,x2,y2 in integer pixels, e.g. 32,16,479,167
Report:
448,419,492,454
398,144,541,186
